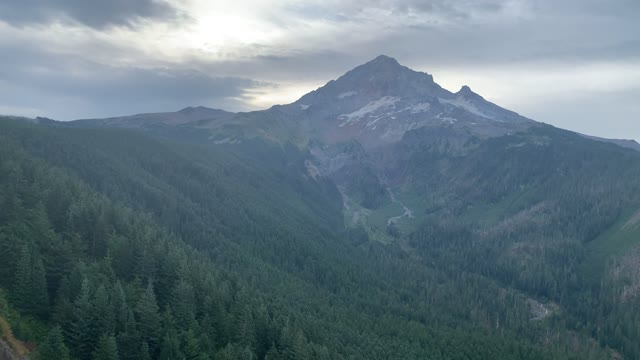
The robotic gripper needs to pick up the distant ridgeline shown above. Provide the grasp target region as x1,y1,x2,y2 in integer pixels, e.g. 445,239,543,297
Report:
1,56,640,359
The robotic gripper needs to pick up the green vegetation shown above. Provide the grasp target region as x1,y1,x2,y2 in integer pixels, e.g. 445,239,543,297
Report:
0,117,639,359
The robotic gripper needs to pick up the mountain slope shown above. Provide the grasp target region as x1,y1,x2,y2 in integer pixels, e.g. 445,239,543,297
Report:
61,59,640,360
2,117,615,359
2,55,640,359
582,134,640,151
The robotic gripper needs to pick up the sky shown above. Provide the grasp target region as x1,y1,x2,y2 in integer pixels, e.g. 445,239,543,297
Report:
0,0,639,140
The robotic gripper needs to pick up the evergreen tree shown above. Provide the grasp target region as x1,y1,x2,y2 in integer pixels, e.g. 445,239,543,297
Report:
139,342,151,360
183,328,208,360
69,278,96,360
93,285,115,337
216,344,256,360
42,236,74,301
37,326,70,360
12,243,49,317
0,289,9,317
169,279,196,327
112,281,129,333
116,309,141,360
31,251,50,317
93,334,119,360
264,343,282,360
135,283,161,353
159,331,185,360
0,229,20,290
12,243,32,312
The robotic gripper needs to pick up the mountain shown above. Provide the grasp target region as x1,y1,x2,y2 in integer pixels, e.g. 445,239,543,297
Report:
1,56,640,359
67,55,629,154
285,55,531,147
73,106,235,129
173,55,532,149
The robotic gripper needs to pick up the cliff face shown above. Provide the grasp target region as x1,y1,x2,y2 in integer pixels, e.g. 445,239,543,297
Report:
0,339,22,360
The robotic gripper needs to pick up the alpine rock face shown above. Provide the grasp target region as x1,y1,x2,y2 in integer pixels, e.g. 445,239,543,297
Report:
265,55,536,218
281,55,533,148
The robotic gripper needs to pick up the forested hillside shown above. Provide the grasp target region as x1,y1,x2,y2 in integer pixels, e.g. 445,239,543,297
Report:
1,106,640,359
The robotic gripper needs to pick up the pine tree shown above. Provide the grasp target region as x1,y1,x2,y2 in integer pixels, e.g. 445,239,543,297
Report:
135,283,161,353
233,303,256,348
292,330,309,360
169,279,196,328
216,344,256,360
93,285,115,337
117,309,141,360
139,341,151,360
12,243,50,317
264,343,282,360
280,326,309,360
0,229,21,290
133,246,156,281
0,289,9,317
13,243,32,312
159,331,185,360
69,278,96,360
42,237,74,301
37,326,70,360
93,334,119,360
197,314,217,355
183,328,208,360
31,251,50,317
112,281,129,333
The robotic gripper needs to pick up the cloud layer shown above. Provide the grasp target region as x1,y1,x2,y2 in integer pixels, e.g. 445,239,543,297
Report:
0,0,638,140
0,0,181,28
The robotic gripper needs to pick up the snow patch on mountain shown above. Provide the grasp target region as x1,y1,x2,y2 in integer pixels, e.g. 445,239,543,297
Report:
435,112,458,124
338,96,401,127
407,103,431,114
439,97,494,120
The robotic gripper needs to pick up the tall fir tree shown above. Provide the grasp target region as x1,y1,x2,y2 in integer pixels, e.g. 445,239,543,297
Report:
36,326,70,360
169,279,196,328
139,341,151,360
93,334,119,360
135,283,161,354
93,285,115,337
159,331,185,360
117,310,141,360
12,243,32,312
69,278,97,360
31,251,50,318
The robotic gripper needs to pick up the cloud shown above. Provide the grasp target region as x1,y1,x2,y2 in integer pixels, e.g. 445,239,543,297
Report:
0,41,265,119
0,0,181,29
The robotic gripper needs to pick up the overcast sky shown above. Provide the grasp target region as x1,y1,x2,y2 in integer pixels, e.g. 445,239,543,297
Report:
0,0,638,140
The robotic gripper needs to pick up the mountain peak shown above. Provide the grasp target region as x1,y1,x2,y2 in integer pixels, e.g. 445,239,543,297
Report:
178,106,211,113
456,85,487,101
369,54,401,66
295,55,438,106
356,55,407,74
457,85,476,96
